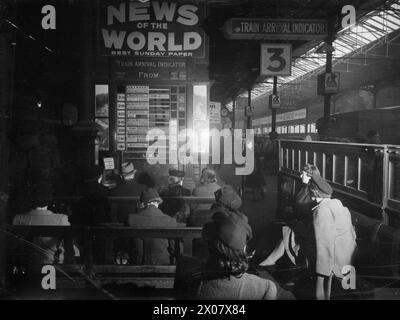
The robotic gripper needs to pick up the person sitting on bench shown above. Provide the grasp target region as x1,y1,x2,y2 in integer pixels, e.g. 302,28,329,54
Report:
128,188,180,265
12,183,71,268
195,210,279,300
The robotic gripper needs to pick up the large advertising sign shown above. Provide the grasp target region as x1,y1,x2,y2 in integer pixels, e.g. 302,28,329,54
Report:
98,1,206,58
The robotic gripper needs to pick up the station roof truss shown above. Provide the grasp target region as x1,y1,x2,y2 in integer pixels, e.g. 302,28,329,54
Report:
226,0,400,110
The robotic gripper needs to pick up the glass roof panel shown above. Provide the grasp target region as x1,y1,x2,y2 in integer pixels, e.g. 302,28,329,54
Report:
384,15,400,28
232,0,400,103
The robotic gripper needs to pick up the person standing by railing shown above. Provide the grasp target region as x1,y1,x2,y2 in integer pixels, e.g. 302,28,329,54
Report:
310,174,357,300
259,164,318,269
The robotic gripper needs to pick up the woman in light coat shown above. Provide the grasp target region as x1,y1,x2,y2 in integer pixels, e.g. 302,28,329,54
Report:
309,174,357,300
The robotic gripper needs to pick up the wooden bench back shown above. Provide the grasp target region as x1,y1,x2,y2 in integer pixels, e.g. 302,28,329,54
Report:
7,226,203,289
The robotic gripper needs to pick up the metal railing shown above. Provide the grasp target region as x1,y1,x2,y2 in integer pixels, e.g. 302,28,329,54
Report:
278,140,400,221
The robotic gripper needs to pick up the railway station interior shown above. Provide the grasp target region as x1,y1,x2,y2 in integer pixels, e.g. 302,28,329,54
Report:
0,0,400,300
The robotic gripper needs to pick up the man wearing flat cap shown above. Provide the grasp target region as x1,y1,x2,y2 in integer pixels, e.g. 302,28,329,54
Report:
159,168,191,223
309,173,357,300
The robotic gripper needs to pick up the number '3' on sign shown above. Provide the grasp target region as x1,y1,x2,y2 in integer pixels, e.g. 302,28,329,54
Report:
260,44,292,76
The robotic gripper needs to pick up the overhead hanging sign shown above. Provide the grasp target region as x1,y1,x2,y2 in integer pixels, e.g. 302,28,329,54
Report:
260,43,292,76
98,1,206,58
223,18,328,40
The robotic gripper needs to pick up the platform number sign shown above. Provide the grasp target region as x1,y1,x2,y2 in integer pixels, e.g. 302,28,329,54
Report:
260,44,292,76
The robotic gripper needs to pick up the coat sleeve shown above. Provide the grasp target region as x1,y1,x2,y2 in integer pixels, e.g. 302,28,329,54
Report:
313,206,335,277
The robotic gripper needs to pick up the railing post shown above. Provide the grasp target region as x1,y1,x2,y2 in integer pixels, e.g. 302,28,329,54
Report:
344,155,348,186
381,145,390,225
278,140,282,170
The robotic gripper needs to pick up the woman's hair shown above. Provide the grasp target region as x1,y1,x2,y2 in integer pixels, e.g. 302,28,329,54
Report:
204,238,250,279
200,168,217,184
202,213,252,279
309,185,331,199
302,164,320,177
139,200,160,210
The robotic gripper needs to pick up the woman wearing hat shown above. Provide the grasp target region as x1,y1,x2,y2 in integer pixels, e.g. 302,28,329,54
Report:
259,164,319,268
309,173,357,300
187,185,243,262
128,188,180,265
195,210,280,300
211,185,243,213
191,168,221,211
159,169,191,223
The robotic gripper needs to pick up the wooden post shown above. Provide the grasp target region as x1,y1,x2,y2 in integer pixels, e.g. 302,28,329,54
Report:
232,98,236,129
72,1,98,170
0,4,15,289
79,0,94,122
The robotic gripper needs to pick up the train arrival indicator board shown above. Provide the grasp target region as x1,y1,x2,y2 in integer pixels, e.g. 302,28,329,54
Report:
223,18,328,40
260,44,292,76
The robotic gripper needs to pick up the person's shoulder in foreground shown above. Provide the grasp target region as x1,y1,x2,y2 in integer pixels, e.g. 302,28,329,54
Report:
196,272,278,300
